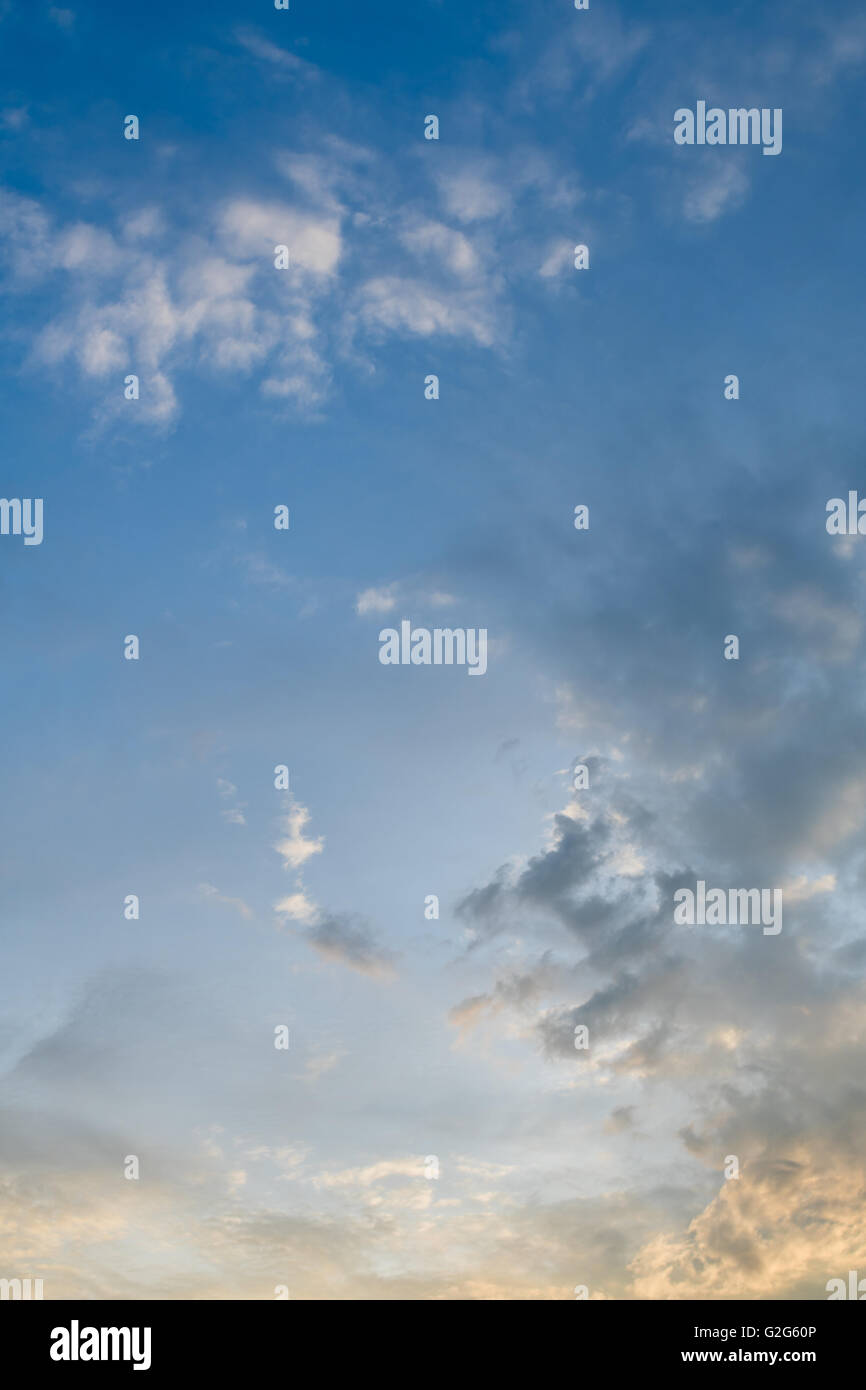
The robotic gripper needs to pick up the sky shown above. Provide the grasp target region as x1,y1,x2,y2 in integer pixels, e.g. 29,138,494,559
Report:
1,0,866,1300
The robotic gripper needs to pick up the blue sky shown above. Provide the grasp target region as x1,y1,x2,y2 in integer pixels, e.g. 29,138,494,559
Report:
2,0,866,1299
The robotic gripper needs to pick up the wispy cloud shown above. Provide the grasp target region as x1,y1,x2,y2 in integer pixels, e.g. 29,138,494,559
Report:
274,802,324,872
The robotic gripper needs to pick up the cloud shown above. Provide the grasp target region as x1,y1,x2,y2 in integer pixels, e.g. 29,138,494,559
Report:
443,680,866,1293
5,0,866,1305
274,803,324,872
352,276,498,348
0,189,53,284
808,14,866,85
4,959,863,1299
630,1143,866,1300
399,218,481,277
303,1049,346,1084
216,778,246,825
3,142,512,426
782,873,836,904
434,166,510,224
604,1106,637,1135
449,960,557,1039
56,222,123,273
218,198,341,275
538,240,575,279
355,582,460,616
268,798,391,978
234,28,319,81
121,207,165,242
682,161,749,224
312,1157,426,1189
2,189,343,426
198,883,252,921
355,585,397,615
516,6,650,105
305,914,396,980
274,889,318,924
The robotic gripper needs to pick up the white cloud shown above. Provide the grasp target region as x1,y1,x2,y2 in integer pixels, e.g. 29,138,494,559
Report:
399,218,480,277
809,15,866,85
355,585,397,615
56,223,123,273
274,889,318,924
121,207,165,242
0,190,53,283
4,187,343,427
3,134,511,428
79,327,126,376
682,161,749,224
782,874,836,904
313,1158,427,1189
353,276,497,347
234,27,318,79
218,198,341,276
435,167,510,224
538,240,574,279
355,583,458,615
274,803,324,872
277,153,345,214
